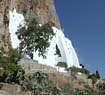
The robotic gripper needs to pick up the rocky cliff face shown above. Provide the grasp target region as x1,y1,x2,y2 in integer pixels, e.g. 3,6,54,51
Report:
0,0,61,51
0,0,11,52
13,0,61,28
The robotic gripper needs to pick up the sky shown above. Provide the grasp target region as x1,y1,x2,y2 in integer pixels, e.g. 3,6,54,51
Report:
55,0,105,78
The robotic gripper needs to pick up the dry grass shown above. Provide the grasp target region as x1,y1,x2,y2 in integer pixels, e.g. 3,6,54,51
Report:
48,73,86,90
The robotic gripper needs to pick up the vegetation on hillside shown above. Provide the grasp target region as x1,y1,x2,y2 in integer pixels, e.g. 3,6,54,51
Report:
0,16,103,95
96,82,105,95
0,48,24,83
67,66,90,76
0,48,61,95
20,71,61,95
0,47,102,95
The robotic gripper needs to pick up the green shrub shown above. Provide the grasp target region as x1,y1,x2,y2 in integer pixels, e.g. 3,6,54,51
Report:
74,88,99,95
21,71,61,95
0,49,24,84
67,66,90,76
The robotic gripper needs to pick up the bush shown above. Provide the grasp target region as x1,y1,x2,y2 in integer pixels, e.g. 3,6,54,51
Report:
96,82,105,95
21,71,61,95
68,66,90,76
0,49,24,84
74,88,99,95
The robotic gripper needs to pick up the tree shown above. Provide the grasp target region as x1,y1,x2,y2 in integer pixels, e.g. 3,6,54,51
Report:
16,18,55,59
95,70,100,79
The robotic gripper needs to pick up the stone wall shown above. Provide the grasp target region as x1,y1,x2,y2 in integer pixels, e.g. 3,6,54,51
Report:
0,83,31,95
19,58,58,74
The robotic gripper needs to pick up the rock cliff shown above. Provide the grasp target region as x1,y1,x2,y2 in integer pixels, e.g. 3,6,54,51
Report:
0,0,61,51
12,0,61,28
0,0,11,52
